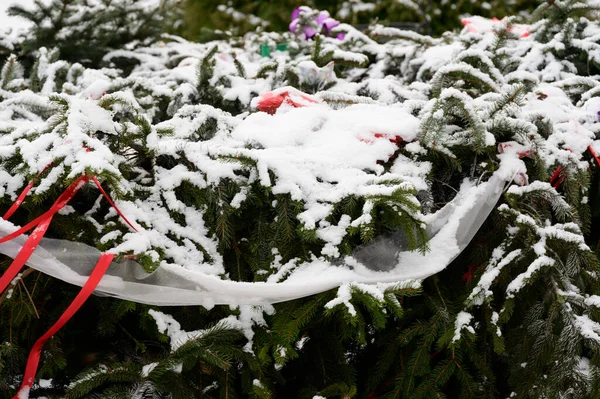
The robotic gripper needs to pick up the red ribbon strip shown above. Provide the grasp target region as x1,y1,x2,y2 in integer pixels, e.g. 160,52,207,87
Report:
0,173,137,397
0,217,52,295
3,180,36,221
91,176,138,232
550,146,600,188
0,176,88,294
13,253,115,398
588,145,600,167
550,165,564,188
3,164,53,221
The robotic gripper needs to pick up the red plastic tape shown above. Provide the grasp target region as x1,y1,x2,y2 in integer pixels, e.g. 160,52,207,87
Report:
3,164,53,221
3,180,35,221
0,176,88,294
0,217,53,294
13,253,115,398
91,176,138,231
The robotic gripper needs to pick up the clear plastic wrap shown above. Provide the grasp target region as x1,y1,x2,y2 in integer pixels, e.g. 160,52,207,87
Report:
0,174,506,306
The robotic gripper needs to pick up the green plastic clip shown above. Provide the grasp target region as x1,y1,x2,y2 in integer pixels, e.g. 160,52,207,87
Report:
260,44,271,57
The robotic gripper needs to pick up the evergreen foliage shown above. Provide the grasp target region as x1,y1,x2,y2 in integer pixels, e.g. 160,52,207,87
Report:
1,0,600,398
3,0,182,67
182,0,541,40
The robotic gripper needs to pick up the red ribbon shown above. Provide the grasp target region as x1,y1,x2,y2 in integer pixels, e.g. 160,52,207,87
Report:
91,176,138,232
550,165,564,188
550,146,600,188
13,253,114,397
0,176,88,293
3,180,35,221
3,164,53,221
0,173,137,397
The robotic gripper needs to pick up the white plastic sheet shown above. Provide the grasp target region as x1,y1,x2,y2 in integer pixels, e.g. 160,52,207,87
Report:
0,174,507,306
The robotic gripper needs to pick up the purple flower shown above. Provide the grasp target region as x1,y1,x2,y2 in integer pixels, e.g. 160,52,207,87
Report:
291,6,310,21
315,11,329,26
289,19,300,34
316,11,340,34
290,7,343,40
303,26,317,39
291,8,301,21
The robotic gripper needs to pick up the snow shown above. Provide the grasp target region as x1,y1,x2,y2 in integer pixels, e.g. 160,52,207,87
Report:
16,387,29,399
37,379,52,388
578,357,591,377
573,311,600,342
0,18,573,306
325,283,358,316
468,248,522,305
585,295,600,307
295,335,309,349
67,365,110,388
453,311,475,342
0,0,45,55
150,304,272,354
0,18,522,305
1,8,600,386
149,309,205,351
141,362,158,377
252,379,265,387
506,256,555,298
0,1,39,30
